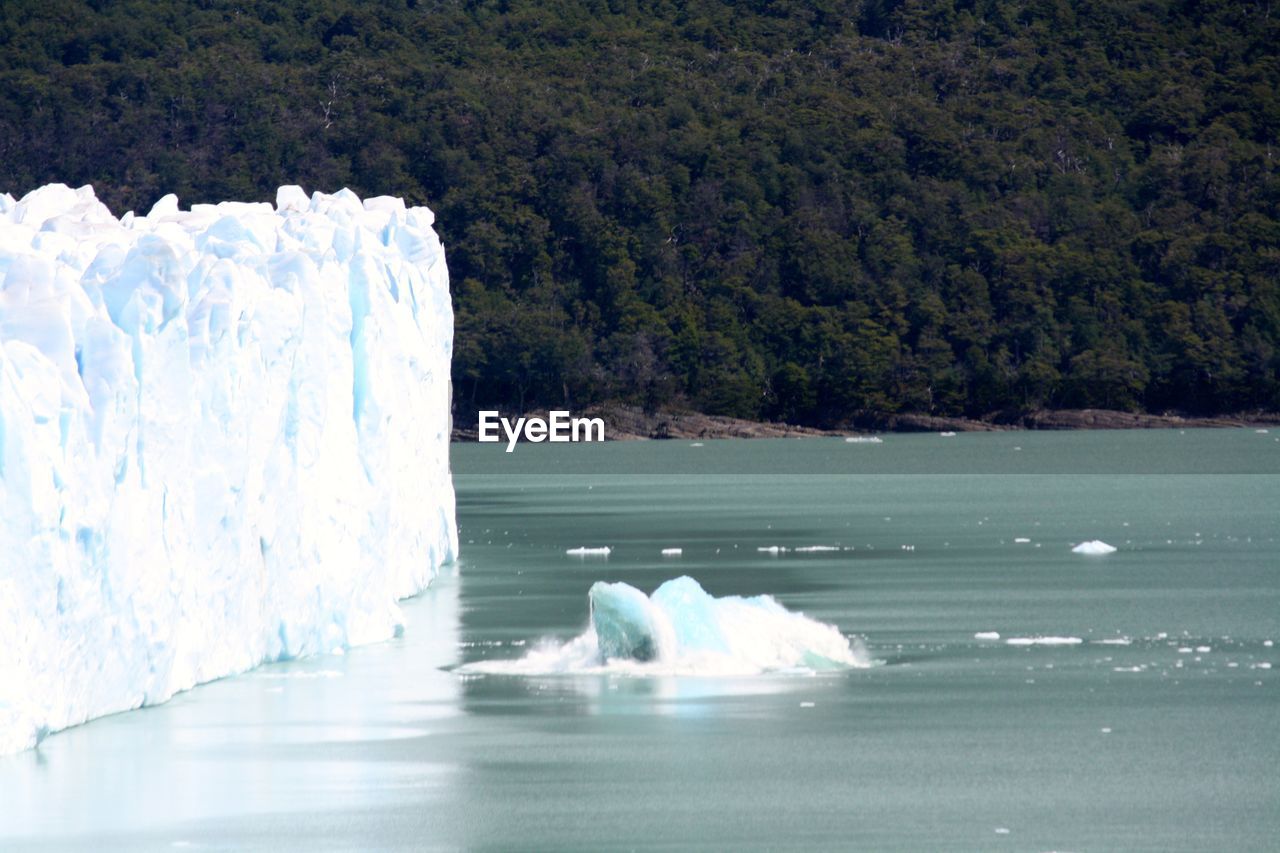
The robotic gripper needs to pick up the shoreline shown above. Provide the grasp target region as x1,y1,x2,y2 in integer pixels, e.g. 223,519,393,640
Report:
451,404,1280,442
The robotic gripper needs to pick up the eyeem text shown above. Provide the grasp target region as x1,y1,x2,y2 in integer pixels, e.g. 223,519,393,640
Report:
478,410,606,452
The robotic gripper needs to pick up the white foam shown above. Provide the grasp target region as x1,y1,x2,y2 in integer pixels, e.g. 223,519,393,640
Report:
1072,540,1117,555
460,576,874,677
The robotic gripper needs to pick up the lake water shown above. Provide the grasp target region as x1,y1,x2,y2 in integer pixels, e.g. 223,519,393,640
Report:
2,431,1277,851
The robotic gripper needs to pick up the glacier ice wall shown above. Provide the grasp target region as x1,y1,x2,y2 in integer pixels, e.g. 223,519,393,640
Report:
0,184,457,754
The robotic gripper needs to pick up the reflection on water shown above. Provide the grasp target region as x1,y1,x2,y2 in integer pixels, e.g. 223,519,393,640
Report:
0,571,461,848
464,671,828,719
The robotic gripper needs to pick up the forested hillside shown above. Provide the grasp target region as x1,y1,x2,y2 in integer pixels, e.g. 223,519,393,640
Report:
2,0,1277,424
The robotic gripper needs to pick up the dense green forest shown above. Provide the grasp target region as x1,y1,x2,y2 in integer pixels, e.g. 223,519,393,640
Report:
2,0,1278,424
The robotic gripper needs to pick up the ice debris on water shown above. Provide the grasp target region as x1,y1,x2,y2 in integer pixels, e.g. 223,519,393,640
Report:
661,548,683,557
460,576,874,676
566,546,612,557
1006,637,1084,646
1072,540,1117,555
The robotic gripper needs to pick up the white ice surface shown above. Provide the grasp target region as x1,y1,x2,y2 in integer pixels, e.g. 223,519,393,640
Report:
0,184,457,754
566,546,612,557
1072,540,1117,555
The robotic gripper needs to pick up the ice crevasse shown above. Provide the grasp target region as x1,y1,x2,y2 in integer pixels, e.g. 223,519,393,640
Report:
0,184,458,754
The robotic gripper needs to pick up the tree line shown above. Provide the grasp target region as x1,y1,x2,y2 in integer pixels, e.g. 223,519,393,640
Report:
2,0,1277,425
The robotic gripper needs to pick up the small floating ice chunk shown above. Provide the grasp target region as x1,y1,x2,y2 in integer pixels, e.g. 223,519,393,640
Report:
690,442,704,447
757,546,785,554
1264,640,1274,648
1013,537,1031,544
974,631,1001,641
566,546,612,557
939,431,956,437
799,701,816,708
844,435,883,443
1006,636,1083,646
1254,662,1272,670
1094,638,1132,646
1195,645,1211,653
1072,540,1117,555
794,545,840,552
661,548,683,557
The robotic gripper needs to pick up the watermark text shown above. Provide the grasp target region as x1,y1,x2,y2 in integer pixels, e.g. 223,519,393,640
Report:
478,410,605,452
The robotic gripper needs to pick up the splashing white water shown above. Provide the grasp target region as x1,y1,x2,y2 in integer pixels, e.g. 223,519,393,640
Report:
460,576,873,676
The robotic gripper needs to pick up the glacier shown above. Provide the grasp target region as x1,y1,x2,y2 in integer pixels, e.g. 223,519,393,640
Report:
462,576,873,676
0,183,457,754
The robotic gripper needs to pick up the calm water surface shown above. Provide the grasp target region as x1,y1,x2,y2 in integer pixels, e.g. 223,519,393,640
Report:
1,431,1277,851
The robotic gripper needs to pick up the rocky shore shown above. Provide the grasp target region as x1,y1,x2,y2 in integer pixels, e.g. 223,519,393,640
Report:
452,405,1280,442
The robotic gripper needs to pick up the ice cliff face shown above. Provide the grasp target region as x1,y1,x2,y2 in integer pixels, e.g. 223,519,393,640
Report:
0,184,457,754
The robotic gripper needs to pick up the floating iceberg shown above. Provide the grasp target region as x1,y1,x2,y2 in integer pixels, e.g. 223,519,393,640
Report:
1072,540,1117,555
661,548,683,557
566,546,612,557
461,576,873,676
0,184,457,754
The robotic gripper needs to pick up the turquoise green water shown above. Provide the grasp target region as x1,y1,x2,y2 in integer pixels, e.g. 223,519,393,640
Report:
1,431,1277,851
